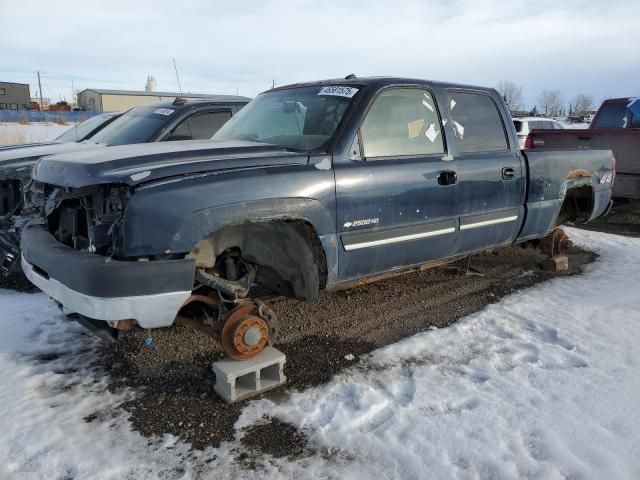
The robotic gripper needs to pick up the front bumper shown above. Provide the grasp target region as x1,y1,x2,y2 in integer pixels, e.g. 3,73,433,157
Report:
21,222,195,328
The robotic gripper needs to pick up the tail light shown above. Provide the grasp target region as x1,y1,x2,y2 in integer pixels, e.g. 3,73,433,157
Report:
611,153,616,185
525,134,545,149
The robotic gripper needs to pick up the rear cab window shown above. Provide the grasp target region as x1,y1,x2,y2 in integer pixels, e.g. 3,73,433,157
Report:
446,91,509,153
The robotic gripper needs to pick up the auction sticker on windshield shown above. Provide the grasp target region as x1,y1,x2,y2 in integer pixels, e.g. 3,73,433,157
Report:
318,86,359,98
153,108,175,116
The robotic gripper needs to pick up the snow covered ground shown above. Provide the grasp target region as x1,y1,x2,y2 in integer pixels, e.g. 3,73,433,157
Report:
1,228,639,479
560,122,590,129
0,122,73,145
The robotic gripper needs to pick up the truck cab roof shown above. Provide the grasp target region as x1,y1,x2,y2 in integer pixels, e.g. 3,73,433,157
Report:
270,76,497,95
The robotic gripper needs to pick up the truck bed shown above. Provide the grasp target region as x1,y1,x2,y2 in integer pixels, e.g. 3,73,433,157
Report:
517,148,614,241
528,128,640,199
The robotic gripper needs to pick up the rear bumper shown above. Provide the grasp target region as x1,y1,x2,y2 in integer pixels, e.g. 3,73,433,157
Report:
21,222,195,328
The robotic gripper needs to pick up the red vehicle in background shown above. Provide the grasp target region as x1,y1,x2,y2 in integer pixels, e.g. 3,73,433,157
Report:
527,98,640,201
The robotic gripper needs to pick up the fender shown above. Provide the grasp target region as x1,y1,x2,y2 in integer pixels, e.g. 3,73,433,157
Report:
169,197,335,253
121,156,337,255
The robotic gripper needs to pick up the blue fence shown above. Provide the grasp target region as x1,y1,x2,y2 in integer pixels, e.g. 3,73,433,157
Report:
0,110,105,124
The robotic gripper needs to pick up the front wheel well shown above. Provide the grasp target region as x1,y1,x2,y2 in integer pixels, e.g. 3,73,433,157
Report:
186,219,327,301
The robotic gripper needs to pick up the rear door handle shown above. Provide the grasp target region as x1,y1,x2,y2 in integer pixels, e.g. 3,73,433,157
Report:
437,170,457,186
502,167,516,180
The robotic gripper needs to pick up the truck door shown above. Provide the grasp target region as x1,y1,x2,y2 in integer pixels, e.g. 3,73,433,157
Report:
335,87,458,280
444,90,525,254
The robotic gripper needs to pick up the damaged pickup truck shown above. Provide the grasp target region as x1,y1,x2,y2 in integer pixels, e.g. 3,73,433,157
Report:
20,77,614,360
0,95,249,275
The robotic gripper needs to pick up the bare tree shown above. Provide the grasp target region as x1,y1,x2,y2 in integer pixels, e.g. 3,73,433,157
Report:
538,89,563,117
496,81,524,111
572,94,594,116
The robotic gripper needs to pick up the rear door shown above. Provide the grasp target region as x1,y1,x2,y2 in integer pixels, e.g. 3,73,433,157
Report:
444,90,525,254
335,86,458,280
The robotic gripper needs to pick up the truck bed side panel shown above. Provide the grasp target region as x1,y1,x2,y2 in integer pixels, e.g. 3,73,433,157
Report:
517,149,613,241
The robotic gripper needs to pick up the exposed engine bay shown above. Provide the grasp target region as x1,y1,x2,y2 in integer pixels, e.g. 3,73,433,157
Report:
27,182,130,257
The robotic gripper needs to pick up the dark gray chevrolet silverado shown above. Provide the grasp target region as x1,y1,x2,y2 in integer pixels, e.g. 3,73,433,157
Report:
20,77,614,359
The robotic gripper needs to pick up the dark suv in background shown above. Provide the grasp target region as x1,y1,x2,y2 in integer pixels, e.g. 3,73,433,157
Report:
0,95,250,275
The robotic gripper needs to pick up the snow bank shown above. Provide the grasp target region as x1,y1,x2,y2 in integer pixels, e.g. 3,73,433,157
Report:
0,291,234,479
0,228,639,479
0,122,73,145
240,229,640,478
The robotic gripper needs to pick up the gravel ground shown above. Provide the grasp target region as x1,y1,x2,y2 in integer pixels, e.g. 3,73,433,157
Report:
101,241,596,456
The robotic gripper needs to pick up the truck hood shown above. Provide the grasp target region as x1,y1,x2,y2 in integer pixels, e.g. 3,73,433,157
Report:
0,141,104,175
31,140,309,188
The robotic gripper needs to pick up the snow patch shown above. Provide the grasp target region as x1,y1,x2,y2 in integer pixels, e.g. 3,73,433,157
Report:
1,229,639,478
0,122,73,145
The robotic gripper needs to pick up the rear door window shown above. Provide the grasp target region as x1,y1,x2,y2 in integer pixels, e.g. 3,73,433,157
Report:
168,111,232,140
447,91,508,153
360,88,445,158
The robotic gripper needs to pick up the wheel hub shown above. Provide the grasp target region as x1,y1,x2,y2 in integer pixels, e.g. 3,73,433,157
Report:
243,326,263,346
220,304,272,360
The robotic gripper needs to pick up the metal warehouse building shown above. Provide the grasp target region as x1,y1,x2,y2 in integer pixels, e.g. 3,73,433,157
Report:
0,81,31,110
77,88,236,112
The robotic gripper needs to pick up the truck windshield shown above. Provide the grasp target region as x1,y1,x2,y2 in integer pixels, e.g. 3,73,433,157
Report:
55,113,116,143
212,85,359,151
88,106,174,145
591,102,630,128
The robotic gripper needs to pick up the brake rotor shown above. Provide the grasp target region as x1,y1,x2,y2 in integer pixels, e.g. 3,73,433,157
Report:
541,228,572,256
220,304,271,360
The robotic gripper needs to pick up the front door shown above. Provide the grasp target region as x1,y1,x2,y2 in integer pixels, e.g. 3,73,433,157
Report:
335,87,458,280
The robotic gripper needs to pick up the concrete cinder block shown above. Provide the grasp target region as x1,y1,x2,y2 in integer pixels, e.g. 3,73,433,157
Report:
543,255,569,272
212,346,286,403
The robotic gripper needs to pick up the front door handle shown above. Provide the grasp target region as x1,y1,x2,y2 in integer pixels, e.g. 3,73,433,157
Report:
502,167,516,180
437,170,457,186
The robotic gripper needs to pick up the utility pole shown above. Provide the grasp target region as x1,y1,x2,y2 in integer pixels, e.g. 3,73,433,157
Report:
71,79,75,107
37,71,43,109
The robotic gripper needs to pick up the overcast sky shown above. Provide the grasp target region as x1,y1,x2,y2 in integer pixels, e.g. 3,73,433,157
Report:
1,0,638,109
